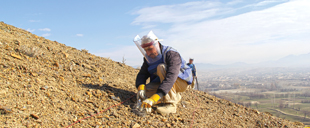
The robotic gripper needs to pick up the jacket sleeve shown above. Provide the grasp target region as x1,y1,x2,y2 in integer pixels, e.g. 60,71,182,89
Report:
135,58,150,88
156,51,182,97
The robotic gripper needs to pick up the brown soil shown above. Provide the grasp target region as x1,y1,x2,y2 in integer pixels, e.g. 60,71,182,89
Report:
0,22,305,128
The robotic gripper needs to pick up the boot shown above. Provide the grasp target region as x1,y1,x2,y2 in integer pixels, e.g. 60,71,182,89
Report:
156,103,177,114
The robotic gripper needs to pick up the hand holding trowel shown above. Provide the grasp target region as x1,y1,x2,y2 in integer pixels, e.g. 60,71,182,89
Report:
134,84,147,116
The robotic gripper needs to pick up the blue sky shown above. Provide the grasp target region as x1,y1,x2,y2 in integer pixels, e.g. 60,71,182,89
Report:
1,0,310,66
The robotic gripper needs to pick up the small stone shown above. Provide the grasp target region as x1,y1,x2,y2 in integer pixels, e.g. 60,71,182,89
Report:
110,96,121,102
99,77,103,82
158,123,165,127
86,91,92,96
96,116,103,119
111,111,119,118
69,65,73,71
59,76,65,81
83,64,91,70
40,86,49,90
172,121,176,124
0,90,7,96
177,118,183,122
104,115,109,118
162,118,167,122
53,62,59,67
132,123,140,128
35,120,42,123
0,107,13,114
79,120,85,124
167,123,171,127
64,53,69,58
4,45,10,50
5,120,11,124
30,114,39,119
31,72,38,77
11,53,22,59
83,73,91,77
71,97,76,102
252,109,260,114
20,106,27,111
45,92,50,97
59,107,65,110
14,40,20,45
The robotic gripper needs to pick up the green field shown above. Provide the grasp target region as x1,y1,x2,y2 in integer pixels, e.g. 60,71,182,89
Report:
214,91,310,125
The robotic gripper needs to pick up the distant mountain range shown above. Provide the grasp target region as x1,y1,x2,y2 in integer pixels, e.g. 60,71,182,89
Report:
196,53,310,70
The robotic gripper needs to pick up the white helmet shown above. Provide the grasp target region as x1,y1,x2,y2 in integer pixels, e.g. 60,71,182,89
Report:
133,31,163,63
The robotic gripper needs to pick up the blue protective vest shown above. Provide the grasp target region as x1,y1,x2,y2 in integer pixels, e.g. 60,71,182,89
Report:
147,45,193,84
188,64,194,69
187,63,196,76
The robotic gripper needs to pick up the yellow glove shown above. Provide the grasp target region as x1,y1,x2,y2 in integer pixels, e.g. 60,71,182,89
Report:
137,84,146,100
141,94,160,113
138,84,145,91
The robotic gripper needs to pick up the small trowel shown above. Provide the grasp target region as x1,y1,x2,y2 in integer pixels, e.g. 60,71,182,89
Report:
133,98,147,117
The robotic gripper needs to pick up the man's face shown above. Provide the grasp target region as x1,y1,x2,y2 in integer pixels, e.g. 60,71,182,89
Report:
144,45,158,58
189,59,193,64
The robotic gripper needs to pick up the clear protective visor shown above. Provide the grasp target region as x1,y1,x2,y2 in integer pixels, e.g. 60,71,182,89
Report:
133,31,162,63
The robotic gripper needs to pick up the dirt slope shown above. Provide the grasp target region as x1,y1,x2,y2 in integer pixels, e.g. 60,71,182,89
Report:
0,22,305,128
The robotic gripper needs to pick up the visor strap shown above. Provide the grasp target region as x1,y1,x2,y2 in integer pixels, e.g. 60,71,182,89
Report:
141,41,155,48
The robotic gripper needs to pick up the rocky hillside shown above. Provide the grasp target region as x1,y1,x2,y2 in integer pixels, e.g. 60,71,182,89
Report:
0,22,305,128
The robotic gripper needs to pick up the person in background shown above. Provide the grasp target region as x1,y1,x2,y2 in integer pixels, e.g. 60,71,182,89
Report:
187,58,197,89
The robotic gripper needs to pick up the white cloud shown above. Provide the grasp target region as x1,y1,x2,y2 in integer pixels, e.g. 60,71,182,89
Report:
227,0,243,5
76,34,84,37
132,1,231,25
129,0,310,65
141,24,157,29
26,28,35,32
171,0,310,64
39,28,51,32
255,0,289,7
28,20,40,22
42,33,51,37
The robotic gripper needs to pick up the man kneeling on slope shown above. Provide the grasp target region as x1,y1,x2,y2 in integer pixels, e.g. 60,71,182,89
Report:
134,31,193,114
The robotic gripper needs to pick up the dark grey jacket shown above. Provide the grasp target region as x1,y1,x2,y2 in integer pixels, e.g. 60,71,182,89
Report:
135,44,182,97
